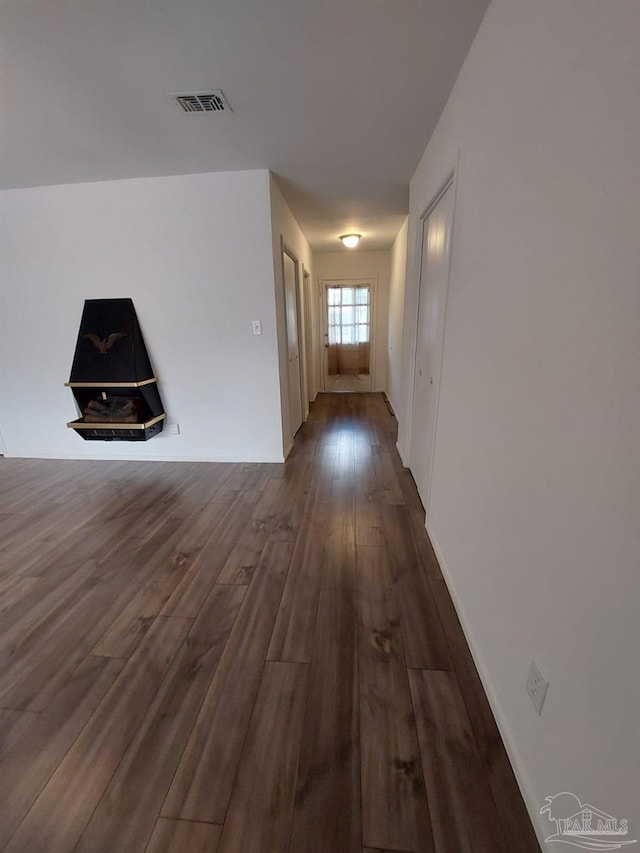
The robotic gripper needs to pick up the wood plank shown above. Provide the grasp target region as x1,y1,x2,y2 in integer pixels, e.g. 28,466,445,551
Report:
267,501,330,663
4,616,190,853
289,523,361,853
235,479,289,550
380,504,452,670
406,506,443,580
268,459,311,542
0,489,109,569
355,488,385,548
363,848,413,853
90,499,232,658
333,428,355,474
8,463,200,584
224,462,274,492
0,474,194,655
0,656,125,849
0,492,205,710
0,561,133,711
161,490,261,618
217,661,308,853
93,462,203,526
0,576,39,615
162,540,294,823
0,709,38,760
75,586,245,853
305,443,337,504
372,446,404,505
408,669,509,853
216,543,263,585
0,460,69,512
146,819,222,853
357,546,435,853
172,460,237,508
328,470,356,531
398,467,425,512
216,473,307,582
0,560,100,657
0,518,197,711
429,578,540,853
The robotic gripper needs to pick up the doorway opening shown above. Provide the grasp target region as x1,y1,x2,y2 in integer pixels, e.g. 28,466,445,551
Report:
322,279,374,392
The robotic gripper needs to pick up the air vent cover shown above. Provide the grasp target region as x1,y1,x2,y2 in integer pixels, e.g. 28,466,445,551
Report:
174,90,231,113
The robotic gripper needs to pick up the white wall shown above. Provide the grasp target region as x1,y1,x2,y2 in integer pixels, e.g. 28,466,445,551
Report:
269,175,314,455
398,0,640,842
313,249,391,392
0,169,286,461
386,218,408,415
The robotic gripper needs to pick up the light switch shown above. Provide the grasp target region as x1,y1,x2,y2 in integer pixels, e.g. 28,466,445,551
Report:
252,320,263,335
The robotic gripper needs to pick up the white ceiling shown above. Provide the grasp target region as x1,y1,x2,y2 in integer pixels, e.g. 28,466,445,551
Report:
0,0,489,251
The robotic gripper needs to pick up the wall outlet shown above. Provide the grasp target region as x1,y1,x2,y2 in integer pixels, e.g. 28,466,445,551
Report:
526,659,549,715
166,419,180,436
252,319,263,335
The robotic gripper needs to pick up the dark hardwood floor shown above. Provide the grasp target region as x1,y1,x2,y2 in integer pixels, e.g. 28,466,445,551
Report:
0,393,540,852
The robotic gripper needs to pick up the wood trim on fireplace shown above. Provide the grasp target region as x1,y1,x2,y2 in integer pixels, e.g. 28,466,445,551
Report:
67,413,166,431
65,377,158,389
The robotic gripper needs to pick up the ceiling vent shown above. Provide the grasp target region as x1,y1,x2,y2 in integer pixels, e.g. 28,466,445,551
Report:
173,90,231,113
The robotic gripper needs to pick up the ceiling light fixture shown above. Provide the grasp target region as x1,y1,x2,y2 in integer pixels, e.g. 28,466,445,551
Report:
339,233,361,249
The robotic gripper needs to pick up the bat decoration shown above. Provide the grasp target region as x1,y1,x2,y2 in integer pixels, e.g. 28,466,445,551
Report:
83,332,127,355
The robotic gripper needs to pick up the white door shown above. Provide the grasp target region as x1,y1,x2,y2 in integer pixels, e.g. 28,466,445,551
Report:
283,250,303,438
410,180,455,513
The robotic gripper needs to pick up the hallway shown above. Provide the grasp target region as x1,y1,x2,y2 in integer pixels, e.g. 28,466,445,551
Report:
0,393,538,852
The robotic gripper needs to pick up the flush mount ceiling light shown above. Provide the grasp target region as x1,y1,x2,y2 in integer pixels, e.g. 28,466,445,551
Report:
339,234,361,249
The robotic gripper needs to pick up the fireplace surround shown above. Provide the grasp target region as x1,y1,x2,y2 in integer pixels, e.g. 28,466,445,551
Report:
66,298,166,441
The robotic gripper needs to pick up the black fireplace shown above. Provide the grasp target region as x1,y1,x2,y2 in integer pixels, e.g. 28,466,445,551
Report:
66,298,166,441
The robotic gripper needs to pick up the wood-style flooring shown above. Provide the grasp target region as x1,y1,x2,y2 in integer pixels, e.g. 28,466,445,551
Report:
0,393,540,852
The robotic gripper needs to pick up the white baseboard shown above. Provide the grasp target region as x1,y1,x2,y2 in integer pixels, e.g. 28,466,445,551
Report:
3,450,287,464
426,520,545,851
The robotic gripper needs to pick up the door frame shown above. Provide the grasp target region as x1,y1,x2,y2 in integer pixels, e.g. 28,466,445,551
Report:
302,265,314,407
407,170,457,514
319,276,377,392
281,240,306,439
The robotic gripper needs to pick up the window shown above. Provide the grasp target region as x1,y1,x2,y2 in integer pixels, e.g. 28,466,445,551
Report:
327,285,370,345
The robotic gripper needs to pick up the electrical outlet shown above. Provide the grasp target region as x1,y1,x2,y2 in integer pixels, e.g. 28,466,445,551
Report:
166,419,180,436
252,320,263,335
526,659,549,715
